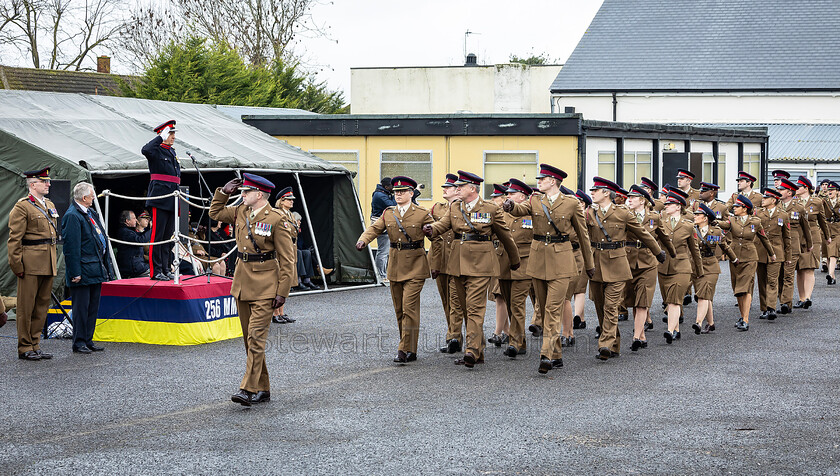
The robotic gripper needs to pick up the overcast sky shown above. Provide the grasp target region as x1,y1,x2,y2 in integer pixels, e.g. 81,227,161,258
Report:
298,0,605,101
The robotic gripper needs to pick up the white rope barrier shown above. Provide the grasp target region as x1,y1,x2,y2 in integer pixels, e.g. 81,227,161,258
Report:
178,233,236,244
179,245,238,265
102,190,177,201
108,236,177,246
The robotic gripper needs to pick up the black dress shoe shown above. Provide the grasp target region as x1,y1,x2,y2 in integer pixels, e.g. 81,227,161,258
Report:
645,322,654,331
251,391,270,403
617,313,628,321
708,324,716,332
405,352,417,362
573,315,583,329
596,347,611,360
538,357,552,374
462,352,477,368
87,343,104,352
394,350,408,363
577,320,586,329
803,299,812,309
281,314,296,323
683,294,692,306
693,295,699,303
662,316,668,323
640,340,648,348
595,325,601,337
822,263,829,272
73,346,92,354
767,310,777,321
793,300,805,308
35,350,52,359
560,336,570,347
610,351,620,358
305,281,322,290
528,324,543,337
446,339,462,354
664,331,673,344
567,337,575,346
827,275,836,285
692,323,702,334
19,350,41,360
291,285,305,292
780,304,791,314
631,339,642,351
503,346,518,358
675,331,681,340
758,311,768,320
272,314,288,324
679,315,684,323
165,271,175,280
552,359,563,368
518,347,526,355
152,272,170,281
735,320,749,331
231,390,253,406
487,333,502,346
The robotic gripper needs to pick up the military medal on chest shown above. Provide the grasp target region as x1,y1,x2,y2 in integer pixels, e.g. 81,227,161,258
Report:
471,212,491,224
254,222,272,236
521,218,533,229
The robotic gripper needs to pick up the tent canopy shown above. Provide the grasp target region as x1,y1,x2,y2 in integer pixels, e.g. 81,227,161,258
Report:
0,90,374,296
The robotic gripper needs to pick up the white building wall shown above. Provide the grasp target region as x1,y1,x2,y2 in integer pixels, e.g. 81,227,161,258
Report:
719,142,739,198
553,93,840,124
352,65,562,114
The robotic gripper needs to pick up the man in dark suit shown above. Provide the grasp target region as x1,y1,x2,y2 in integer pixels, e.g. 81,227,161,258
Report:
61,182,115,354
141,120,181,281
114,210,151,278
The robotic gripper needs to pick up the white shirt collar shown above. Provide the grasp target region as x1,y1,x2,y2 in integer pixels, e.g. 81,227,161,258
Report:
548,191,561,203
75,200,88,214
250,203,268,218
398,203,410,215
601,202,611,213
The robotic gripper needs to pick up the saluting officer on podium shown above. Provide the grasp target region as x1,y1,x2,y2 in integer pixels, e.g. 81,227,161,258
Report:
210,174,296,406
141,120,181,281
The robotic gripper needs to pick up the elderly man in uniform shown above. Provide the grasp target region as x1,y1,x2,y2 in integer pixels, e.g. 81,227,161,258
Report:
210,173,296,406
777,177,812,314
726,171,763,213
357,176,433,364
429,174,462,354
141,120,181,281
502,164,593,374
424,171,520,369
755,188,791,321
8,168,59,360
586,177,665,360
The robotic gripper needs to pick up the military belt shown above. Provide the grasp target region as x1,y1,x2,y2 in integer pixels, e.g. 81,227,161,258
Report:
390,240,424,250
22,238,56,245
454,232,490,242
701,250,716,257
590,241,626,250
237,250,276,262
624,240,647,249
533,234,569,243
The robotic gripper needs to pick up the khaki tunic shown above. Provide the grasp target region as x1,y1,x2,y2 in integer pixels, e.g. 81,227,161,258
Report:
658,215,703,305
694,225,737,301
498,211,534,352
625,209,676,307
726,190,763,214
720,215,774,295
822,197,840,257
8,195,59,355
798,195,830,269
756,207,792,311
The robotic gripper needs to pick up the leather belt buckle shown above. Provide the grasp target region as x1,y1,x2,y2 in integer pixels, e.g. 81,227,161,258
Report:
545,232,551,245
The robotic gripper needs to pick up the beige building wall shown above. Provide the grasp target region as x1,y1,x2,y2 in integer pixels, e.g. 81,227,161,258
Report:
351,64,562,114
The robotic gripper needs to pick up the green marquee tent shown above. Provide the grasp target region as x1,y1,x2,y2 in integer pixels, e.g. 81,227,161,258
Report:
0,90,376,297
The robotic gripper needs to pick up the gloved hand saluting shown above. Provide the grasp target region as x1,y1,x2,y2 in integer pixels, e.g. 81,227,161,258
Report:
502,199,514,213
222,178,243,195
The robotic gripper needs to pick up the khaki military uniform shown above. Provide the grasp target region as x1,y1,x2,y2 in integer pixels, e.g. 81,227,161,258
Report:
427,202,460,342
648,197,665,213
8,195,59,355
658,215,703,305
726,190,763,214
779,199,812,306
360,204,433,354
694,224,736,301
509,193,592,361
797,195,830,269
209,189,296,394
587,204,662,353
498,211,534,353
430,198,519,361
681,187,701,209
822,197,840,257
756,207,792,312
719,215,775,295
624,208,676,309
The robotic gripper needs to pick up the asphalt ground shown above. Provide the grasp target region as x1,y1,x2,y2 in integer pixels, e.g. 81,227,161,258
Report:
1,266,839,475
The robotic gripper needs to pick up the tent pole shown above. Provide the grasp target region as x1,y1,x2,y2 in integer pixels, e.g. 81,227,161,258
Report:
293,172,329,290
93,192,121,280
347,173,381,285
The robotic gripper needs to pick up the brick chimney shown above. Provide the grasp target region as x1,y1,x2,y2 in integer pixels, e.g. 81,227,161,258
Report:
97,56,110,74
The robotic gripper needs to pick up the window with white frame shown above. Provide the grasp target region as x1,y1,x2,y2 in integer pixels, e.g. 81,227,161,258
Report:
380,151,432,199
310,150,360,189
483,151,539,200
623,151,651,188
598,151,616,182
743,152,761,189
701,152,727,192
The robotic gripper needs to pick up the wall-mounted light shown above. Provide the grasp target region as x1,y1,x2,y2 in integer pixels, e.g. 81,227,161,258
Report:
662,142,675,151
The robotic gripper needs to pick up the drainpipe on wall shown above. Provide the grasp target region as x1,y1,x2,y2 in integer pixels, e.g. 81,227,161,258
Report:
550,97,556,113
612,92,617,121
